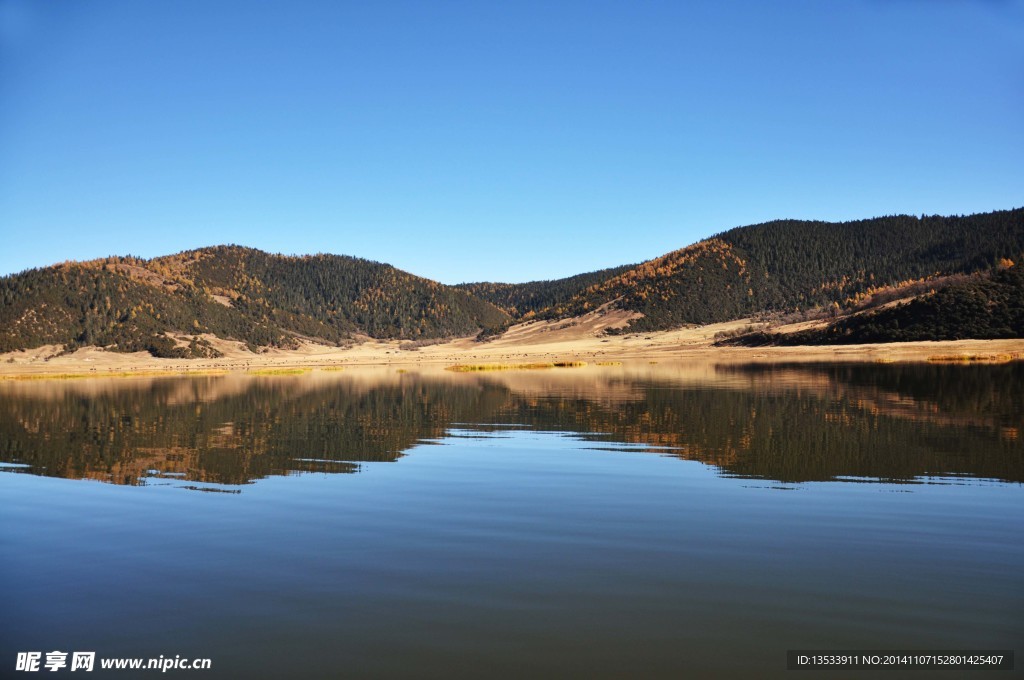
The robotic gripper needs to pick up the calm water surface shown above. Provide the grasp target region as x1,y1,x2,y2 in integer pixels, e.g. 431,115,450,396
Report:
1,363,1021,678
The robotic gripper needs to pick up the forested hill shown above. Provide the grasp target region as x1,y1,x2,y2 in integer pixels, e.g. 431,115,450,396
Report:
526,208,1024,332
0,246,509,357
2,208,1022,357
721,261,1024,347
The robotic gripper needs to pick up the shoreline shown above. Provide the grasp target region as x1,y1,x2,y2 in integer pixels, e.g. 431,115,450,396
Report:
3,316,1023,379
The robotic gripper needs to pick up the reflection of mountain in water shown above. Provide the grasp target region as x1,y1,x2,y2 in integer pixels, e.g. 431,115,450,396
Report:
504,363,1023,484
0,377,509,486
1,363,1021,487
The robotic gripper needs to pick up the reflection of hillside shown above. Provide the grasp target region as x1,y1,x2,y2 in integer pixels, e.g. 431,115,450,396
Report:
716,363,1024,435
0,369,411,405
0,376,507,486
1,363,1021,487
518,363,1023,482
513,387,1022,483
462,363,1022,483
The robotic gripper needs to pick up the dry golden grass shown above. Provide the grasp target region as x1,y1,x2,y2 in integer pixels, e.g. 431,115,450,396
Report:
4,319,1024,381
246,367,311,375
3,373,94,381
1,369,229,381
927,353,1016,364
446,361,588,372
447,363,555,372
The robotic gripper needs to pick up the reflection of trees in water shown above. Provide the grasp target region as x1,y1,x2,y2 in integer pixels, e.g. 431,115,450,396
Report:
721,362,1024,429
516,385,1021,483
0,378,510,485
1,364,1021,487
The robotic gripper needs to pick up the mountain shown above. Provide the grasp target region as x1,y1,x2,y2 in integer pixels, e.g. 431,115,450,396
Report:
504,208,1024,333
0,246,509,357
2,208,1022,358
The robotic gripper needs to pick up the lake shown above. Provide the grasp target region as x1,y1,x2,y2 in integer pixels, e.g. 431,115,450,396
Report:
1,362,1021,678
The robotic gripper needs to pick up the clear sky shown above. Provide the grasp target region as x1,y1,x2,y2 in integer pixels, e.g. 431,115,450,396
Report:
1,0,1021,283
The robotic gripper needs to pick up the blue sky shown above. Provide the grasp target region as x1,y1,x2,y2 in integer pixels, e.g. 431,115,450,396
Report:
1,0,1021,283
